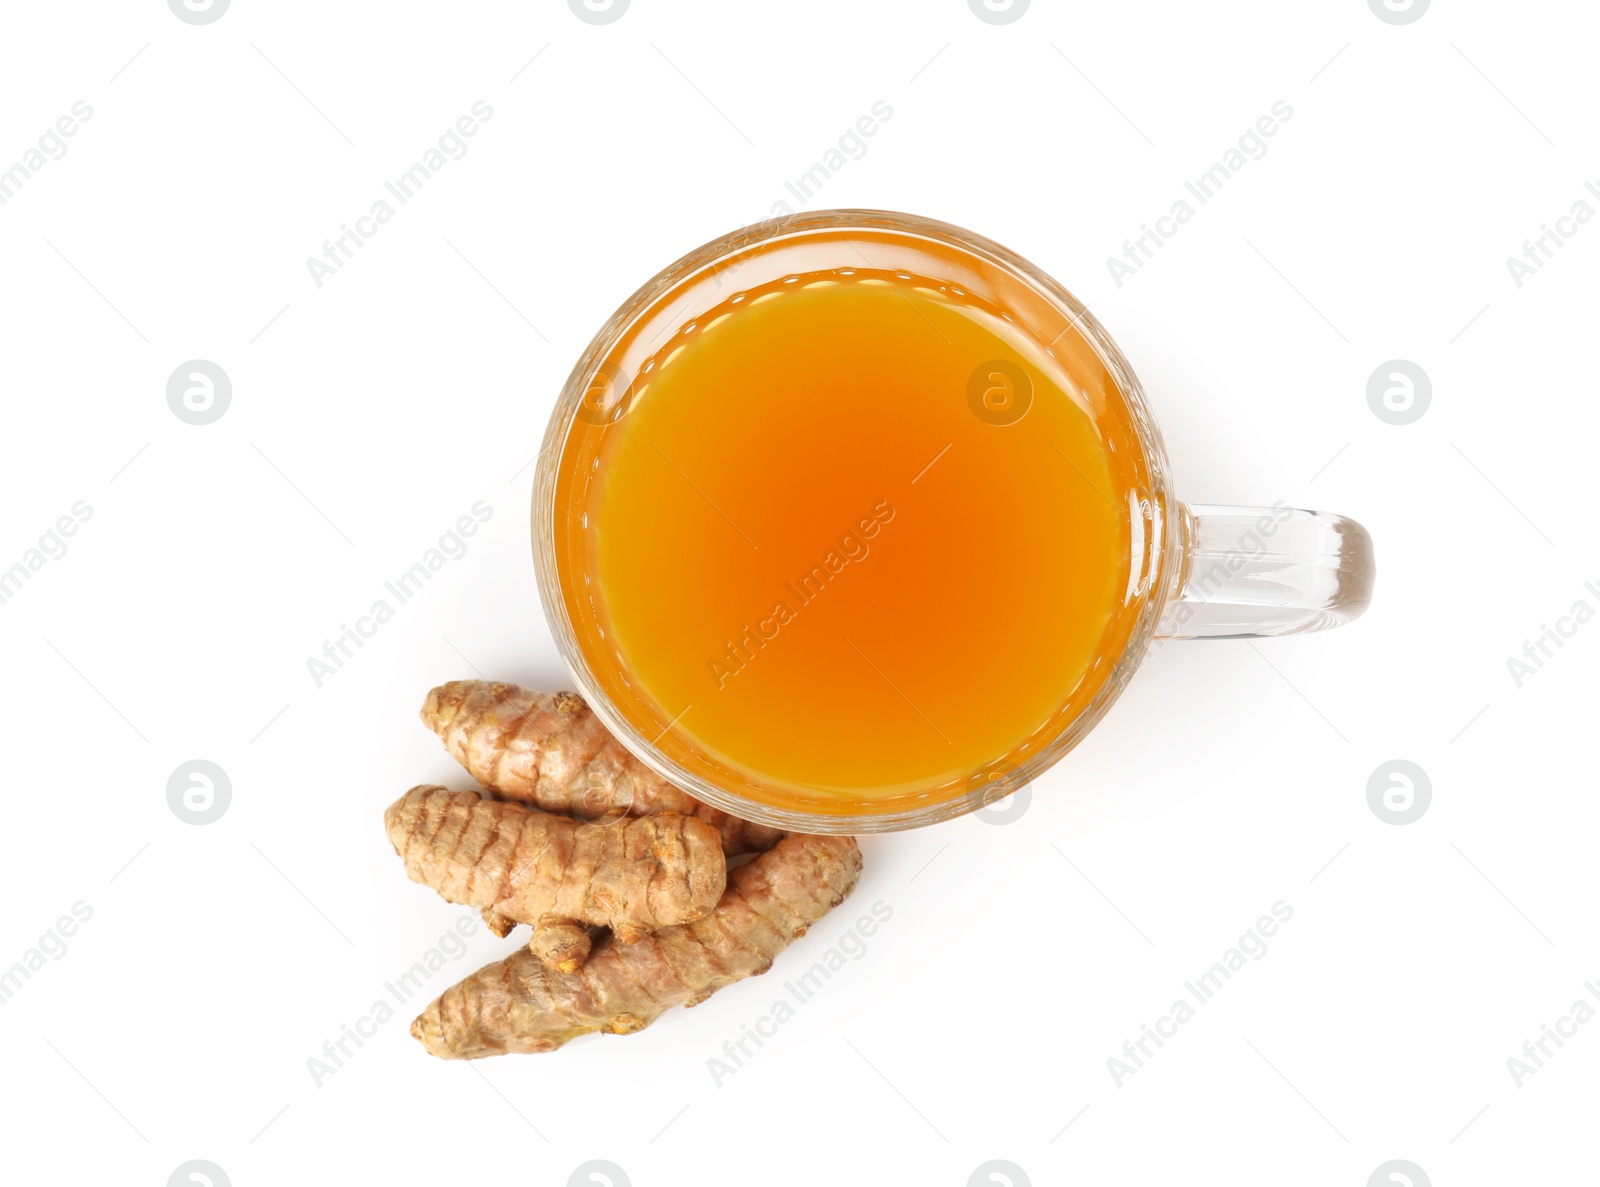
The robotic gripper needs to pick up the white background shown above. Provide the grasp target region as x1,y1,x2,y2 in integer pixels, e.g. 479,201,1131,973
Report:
1,1,1595,1184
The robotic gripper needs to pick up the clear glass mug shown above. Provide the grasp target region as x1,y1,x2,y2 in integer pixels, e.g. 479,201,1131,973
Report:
533,210,1374,833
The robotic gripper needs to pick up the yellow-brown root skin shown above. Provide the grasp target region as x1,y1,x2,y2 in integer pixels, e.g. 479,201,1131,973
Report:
411,833,863,1059
384,786,725,938
530,919,592,974
421,680,784,855
480,908,516,939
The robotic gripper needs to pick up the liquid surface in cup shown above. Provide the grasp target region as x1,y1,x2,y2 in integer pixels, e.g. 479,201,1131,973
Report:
557,247,1147,813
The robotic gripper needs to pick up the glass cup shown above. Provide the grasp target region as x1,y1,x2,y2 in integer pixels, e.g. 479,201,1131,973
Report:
533,210,1374,833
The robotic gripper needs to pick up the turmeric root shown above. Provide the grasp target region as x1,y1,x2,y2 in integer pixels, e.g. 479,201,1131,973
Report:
384,786,725,946
480,908,517,939
410,832,863,1058
529,919,592,974
482,907,593,975
421,680,783,855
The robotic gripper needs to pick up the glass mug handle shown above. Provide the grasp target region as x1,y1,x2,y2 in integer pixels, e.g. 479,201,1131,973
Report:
1154,503,1375,639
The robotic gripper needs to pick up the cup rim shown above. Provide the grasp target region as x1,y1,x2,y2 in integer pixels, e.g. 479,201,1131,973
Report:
532,208,1179,833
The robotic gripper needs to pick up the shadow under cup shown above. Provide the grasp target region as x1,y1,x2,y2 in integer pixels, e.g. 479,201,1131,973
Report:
534,211,1186,834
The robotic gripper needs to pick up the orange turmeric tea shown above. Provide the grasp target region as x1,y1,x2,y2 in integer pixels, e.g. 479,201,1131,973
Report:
554,236,1151,816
